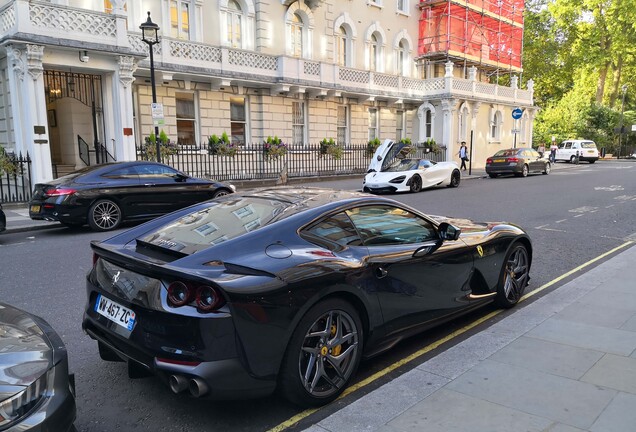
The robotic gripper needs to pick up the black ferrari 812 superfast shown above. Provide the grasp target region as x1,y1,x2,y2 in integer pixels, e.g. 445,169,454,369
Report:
82,187,532,407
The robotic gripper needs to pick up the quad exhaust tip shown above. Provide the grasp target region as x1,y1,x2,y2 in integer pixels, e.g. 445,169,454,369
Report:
169,375,189,393
189,378,209,398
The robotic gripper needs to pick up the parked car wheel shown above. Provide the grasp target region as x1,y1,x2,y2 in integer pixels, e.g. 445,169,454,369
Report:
409,175,422,193
570,155,577,163
488,173,498,178
494,243,529,308
212,189,232,199
515,164,529,177
543,162,551,175
88,199,122,232
279,299,363,407
448,170,461,188
588,160,596,164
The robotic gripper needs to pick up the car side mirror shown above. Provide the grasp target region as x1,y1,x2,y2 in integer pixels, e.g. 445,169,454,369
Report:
174,173,188,182
438,222,461,241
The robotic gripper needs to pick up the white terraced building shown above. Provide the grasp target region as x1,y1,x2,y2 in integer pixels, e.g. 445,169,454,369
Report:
0,0,535,185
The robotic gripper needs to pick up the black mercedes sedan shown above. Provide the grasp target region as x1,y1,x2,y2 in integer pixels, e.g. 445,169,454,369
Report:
0,302,76,431
82,188,532,407
28,162,235,231
485,147,551,178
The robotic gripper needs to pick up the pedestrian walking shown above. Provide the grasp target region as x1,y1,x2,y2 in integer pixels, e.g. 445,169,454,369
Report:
458,142,468,171
538,142,546,157
550,141,558,163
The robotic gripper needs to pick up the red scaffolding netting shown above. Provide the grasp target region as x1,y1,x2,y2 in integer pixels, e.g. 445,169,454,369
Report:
418,0,524,72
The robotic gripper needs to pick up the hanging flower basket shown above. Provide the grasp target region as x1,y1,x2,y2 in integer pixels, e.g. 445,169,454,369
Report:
263,136,288,161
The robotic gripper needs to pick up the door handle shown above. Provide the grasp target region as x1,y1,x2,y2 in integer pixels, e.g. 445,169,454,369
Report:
375,267,388,279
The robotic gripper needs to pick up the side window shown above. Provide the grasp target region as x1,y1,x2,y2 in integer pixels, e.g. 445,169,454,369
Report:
135,164,179,179
301,212,363,251
102,166,138,179
564,142,572,149
346,205,436,246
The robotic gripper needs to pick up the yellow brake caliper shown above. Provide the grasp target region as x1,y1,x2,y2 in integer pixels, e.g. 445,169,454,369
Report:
331,324,342,356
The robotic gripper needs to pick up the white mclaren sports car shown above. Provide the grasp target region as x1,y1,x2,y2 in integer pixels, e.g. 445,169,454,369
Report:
363,140,461,193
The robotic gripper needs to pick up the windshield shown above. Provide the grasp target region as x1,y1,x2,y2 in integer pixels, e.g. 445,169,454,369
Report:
138,196,291,255
384,159,420,172
580,141,596,149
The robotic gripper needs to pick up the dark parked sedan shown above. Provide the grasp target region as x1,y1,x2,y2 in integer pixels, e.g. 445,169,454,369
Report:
0,302,76,431
82,188,532,407
29,162,235,231
486,147,551,178
0,203,5,232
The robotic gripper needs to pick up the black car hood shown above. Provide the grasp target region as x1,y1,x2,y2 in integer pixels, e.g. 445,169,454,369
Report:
0,303,53,388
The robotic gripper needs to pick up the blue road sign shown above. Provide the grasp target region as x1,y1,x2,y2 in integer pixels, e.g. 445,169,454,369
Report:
512,108,523,119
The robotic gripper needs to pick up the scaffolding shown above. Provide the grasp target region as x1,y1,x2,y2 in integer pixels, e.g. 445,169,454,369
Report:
418,0,524,76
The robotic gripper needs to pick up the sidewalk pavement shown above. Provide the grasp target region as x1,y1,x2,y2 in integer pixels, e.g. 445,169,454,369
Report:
306,243,636,432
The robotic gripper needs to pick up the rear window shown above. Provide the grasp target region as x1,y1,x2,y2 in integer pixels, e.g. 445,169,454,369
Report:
580,141,597,149
138,196,290,255
493,149,519,157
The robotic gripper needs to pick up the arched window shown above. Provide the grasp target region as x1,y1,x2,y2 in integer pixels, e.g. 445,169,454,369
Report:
491,110,502,140
220,0,255,50
337,26,348,66
396,40,405,76
226,0,242,48
424,109,432,138
369,33,379,71
458,104,469,142
290,13,304,58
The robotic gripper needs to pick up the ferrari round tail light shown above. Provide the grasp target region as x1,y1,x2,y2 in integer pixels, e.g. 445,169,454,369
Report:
196,286,222,312
486,158,493,164
167,281,192,307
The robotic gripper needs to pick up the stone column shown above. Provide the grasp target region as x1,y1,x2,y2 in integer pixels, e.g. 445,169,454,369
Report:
7,44,53,183
441,98,457,161
112,56,138,161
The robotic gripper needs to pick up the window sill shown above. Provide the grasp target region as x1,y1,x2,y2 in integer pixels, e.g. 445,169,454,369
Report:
367,1,383,10
396,10,410,17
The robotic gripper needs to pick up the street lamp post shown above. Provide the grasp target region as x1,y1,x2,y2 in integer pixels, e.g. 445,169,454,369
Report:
618,84,628,159
140,12,161,163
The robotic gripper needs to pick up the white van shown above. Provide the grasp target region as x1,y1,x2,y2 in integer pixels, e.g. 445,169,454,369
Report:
555,139,599,163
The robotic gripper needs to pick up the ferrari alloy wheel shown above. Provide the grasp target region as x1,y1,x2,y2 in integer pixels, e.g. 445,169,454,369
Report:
495,243,530,308
409,175,422,193
543,162,551,175
279,299,362,407
448,170,461,188
88,199,122,232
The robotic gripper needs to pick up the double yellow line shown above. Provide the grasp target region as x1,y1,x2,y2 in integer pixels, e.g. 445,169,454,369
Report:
268,241,634,432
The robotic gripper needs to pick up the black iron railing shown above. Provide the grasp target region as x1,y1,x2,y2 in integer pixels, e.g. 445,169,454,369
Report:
78,135,90,166
0,152,32,203
135,143,447,182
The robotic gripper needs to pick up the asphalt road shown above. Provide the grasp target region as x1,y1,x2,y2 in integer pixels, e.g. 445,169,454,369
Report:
0,160,634,432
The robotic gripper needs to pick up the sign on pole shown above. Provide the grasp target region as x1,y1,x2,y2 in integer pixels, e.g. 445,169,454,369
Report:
511,108,523,119
151,102,165,127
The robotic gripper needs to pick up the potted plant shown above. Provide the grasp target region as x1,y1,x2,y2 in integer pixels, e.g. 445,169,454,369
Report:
367,137,382,156
319,138,343,159
144,129,178,160
263,136,288,160
423,138,440,154
208,132,237,157
0,148,18,176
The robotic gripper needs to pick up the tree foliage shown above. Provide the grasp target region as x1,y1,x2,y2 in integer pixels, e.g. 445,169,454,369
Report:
524,0,636,153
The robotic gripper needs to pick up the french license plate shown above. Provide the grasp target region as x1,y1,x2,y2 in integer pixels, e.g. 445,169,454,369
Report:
494,159,505,163
30,204,41,213
94,294,136,331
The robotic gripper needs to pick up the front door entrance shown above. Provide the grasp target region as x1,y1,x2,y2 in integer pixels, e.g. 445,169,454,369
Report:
44,70,109,177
